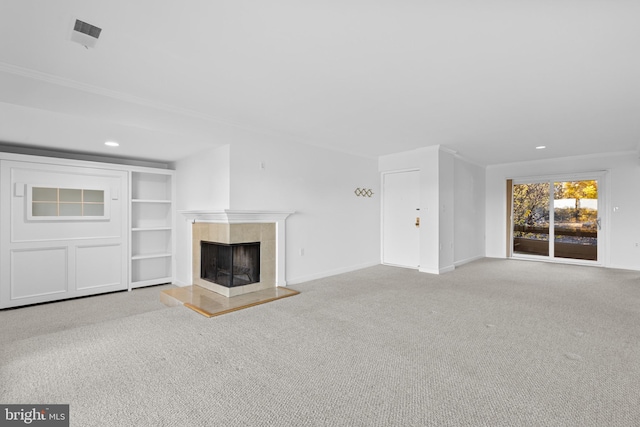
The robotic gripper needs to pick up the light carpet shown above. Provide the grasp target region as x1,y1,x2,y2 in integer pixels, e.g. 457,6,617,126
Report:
1,259,639,426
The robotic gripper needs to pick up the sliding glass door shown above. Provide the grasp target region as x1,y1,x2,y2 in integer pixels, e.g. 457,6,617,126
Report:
512,175,602,263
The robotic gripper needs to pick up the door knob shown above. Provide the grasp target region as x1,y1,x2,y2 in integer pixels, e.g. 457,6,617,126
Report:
415,217,420,228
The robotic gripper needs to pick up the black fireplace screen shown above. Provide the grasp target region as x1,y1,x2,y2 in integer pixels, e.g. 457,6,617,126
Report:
201,241,260,288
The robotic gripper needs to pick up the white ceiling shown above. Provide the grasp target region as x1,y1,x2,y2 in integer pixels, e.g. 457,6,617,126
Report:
1,0,639,165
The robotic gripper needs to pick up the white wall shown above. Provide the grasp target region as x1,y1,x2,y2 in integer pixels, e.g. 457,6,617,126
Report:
173,130,381,286
173,145,231,285
378,148,421,172
437,150,455,271
379,147,486,271
174,145,231,210
417,146,441,273
485,151,640,270
454,157,486,265
228,131,381,284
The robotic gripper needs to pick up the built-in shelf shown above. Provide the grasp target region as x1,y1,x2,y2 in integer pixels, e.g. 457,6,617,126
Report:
131,277,173,288
131,253,172,260
132,199,172,204
132,227,172,232
130,170,175,288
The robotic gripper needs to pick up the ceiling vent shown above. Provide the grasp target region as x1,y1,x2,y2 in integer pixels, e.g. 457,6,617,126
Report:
71,19,102,48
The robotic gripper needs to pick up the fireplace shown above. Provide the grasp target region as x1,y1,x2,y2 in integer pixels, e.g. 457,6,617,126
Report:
180,210,293,297
201,241,260,287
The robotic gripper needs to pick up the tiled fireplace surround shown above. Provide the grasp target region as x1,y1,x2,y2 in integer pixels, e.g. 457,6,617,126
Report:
181,210,293,298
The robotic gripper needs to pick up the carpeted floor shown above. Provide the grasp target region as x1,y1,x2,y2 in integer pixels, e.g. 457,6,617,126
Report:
1,258,639,426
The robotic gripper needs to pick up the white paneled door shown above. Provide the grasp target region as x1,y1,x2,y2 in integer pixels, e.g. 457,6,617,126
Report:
382,170,420,268
0,160,129,308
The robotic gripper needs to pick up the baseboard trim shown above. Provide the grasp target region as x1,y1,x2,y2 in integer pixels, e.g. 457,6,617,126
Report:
418,264,455,275
171,280,190,287
439,265,456,274
381,262,419,269
287,261,380,285
454,255,485,267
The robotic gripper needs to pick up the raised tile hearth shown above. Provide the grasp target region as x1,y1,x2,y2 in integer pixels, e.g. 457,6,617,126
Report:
161,285,299,318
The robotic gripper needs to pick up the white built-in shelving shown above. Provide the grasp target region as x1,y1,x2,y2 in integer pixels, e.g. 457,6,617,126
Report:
130,169,175,289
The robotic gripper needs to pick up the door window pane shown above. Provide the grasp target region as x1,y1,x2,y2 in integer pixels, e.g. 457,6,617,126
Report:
83,204,105,216
83,190,104,203
59,188,82,202
59,203,83,216
512,183,550,256
32,203,58,217
553,180,598,260
32,187,57,202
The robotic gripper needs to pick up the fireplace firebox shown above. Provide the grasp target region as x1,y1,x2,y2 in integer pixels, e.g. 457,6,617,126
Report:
200,241,260,288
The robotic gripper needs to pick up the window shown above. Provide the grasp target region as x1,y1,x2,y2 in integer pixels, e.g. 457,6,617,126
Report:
28,186,109,220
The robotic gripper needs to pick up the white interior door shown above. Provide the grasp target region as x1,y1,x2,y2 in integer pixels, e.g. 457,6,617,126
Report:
382,170,420,268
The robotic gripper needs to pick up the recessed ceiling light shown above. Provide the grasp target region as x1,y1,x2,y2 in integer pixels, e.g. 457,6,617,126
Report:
536,145,546,150
105,141,119,147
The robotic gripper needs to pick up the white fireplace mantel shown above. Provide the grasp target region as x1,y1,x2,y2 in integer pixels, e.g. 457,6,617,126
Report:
179,209,294,224
180,210,294,288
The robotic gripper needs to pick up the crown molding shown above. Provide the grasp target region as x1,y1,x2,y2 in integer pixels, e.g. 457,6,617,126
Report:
0,61,242,127
0,61,317,148
486,149,638,169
